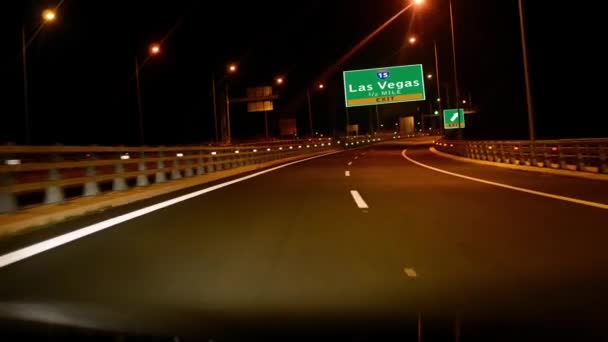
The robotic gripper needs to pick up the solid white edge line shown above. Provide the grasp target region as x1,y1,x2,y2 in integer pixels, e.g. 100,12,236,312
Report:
345,171,350,177
402,148,608,210
350,190,369,209
0,150,345,269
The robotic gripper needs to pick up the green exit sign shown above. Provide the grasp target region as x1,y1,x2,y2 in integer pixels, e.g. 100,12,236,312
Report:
443,108,465,129
343,64,426,107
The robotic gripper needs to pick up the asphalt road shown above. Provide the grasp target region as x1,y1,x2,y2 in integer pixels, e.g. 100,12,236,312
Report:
1,139,607,340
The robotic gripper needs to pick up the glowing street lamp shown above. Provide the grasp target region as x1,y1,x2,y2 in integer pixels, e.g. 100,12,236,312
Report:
42,9,56,22
22,8,59,143
135,43,162,145
149,43,161,55
228,64,237,73
408,36,417,44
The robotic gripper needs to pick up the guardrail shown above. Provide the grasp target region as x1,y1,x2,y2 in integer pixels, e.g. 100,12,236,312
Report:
0,137,381,213
434,138,608,175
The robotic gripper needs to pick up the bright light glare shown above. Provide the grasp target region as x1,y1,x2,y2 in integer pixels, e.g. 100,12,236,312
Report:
176,153,183,157
211,152,217,155
120,154,130,160
5,159,21,165
150,44,161,55
42,9,56,22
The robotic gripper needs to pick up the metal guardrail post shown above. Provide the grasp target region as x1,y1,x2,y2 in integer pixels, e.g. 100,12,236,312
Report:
0,172,17,213
112,160,128,191
206,154,215,173
83,160,100,196
171,158,182,180
228,152,236,169
499,144,505,163
529,142,537,166
184,157,194,177
232,150,241,168
44,164,64,204
576,144,585,171
136,152,149,187
215,154,223,171
558,143,566,170
155,152,167,183
196,151,206,175
600,145,607,174
546,143,553,168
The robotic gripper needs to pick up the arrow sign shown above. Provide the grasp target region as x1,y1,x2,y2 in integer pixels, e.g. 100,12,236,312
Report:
443,108,465,129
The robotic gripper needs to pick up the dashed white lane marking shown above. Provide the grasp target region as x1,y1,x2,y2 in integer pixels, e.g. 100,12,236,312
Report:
0,150,347,269
354,156,359,159
348,161,352,166
402,149,608,210
345,171,350,177
404,267,418,278
350,190,369,209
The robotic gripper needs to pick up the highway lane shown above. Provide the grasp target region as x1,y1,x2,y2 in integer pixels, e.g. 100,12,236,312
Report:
0,140,607,339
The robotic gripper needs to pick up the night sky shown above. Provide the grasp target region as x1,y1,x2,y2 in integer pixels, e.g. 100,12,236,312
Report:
1,1,603,146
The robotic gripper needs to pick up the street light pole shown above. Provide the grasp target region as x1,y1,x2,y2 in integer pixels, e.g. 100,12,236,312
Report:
134,56,144,145
21,25,30,145
345,107,350,136
211,74,218,143
225,83,231,144
375,105,380,133
518,0,535,142
433,39,444,134
449,0,460,113
306,89,313,136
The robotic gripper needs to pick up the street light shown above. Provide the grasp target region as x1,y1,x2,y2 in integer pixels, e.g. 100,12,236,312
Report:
449,0,460,110
224,63,238,143
21,8,58,144
42,9,56,22
413,0,425,4
149,44,161,55
518,0,535,142
211,63,239,144
427,74,433,79
134,43,161,145
408,36,417,44
306,83,324,137
276,77,284,85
